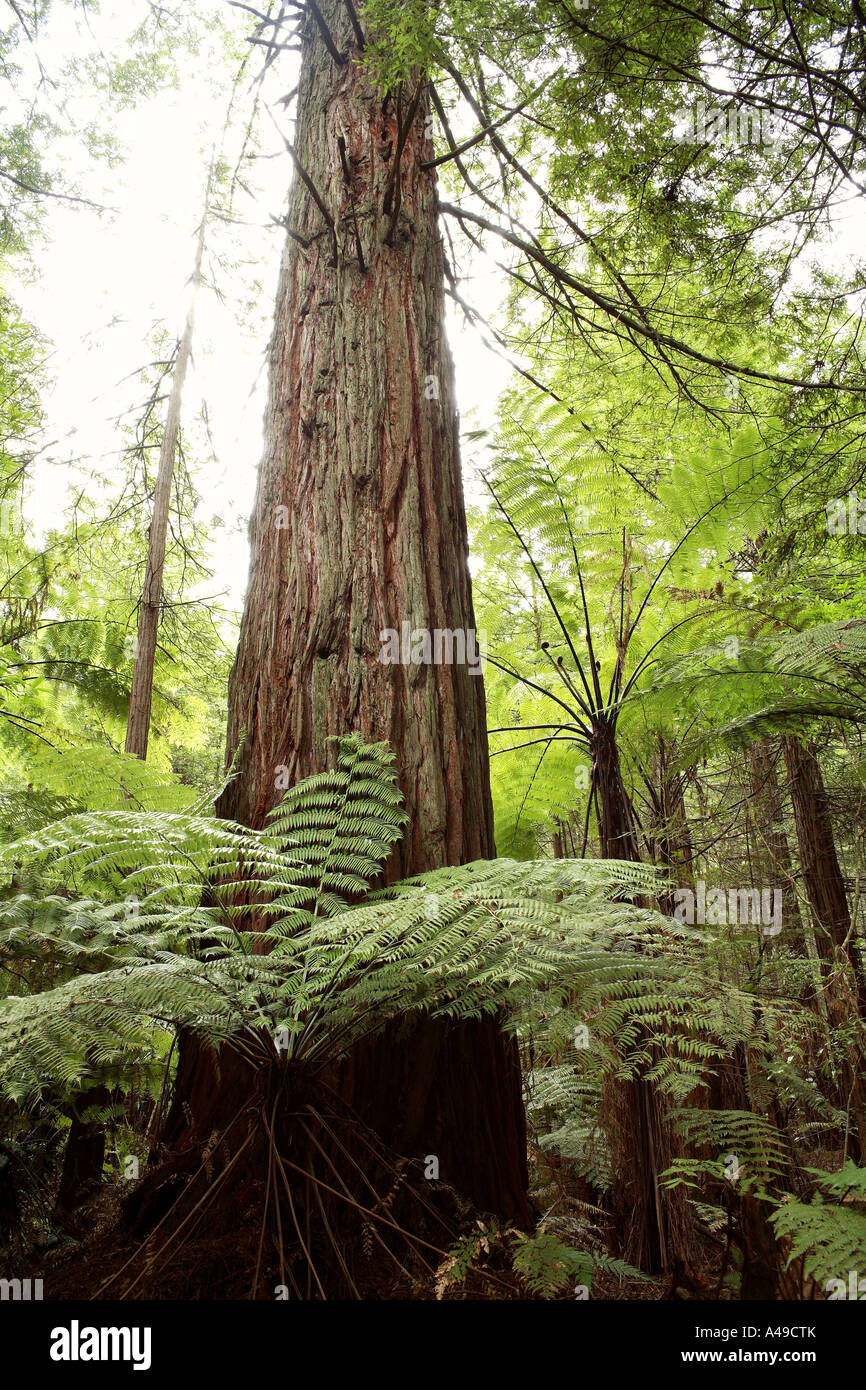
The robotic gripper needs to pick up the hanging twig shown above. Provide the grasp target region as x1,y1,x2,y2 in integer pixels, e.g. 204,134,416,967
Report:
252,1094,279,1299
271,1140,328,1297
383,75,425,244
337,134,366,272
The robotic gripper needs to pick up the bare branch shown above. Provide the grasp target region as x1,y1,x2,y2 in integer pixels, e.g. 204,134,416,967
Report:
341,0,365,49
0,166,117,213
307,0,346,64
421,79,549,170
438,202,866,395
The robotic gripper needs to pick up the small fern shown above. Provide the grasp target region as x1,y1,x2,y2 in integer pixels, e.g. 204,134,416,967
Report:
770,1163,866,1290
511,1230,647,1296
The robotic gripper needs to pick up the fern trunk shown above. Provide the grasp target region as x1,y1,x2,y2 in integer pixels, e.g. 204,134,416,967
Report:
707,1047,795,1299
55,1081,109,1225
650,737,694,917
592,719,691,1275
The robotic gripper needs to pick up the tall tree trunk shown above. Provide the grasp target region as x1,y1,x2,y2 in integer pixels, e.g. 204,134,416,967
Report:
782,735,866,1013
747,738,804,933
551,820,564,859
125,184,208,759
707,1047,795,1300
55,1081,109,1227
649,736,694,916
161,1,529,1237
782,734,866,1158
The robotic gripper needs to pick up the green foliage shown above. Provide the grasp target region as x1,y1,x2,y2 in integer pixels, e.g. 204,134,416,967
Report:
527,1064,610,1188
770,1165,866,1289
511,1230,645,1296
1,0,865,1303
437,1222,646,1297
361,0,437,92
0,735,661,1106
662,1109,791,1194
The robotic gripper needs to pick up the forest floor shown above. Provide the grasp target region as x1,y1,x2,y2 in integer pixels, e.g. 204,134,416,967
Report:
16,1142,727,1301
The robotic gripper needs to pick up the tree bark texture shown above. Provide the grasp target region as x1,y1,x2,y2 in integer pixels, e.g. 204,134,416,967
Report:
747,738,804,936
170,2,530,1228
782,735,866,1157
781,735,866,1016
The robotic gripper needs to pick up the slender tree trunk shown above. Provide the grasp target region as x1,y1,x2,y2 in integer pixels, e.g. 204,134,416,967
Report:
591,719,691,1275
162,1,529,1233
707,1047,795,1300
125,186,208,759
747,738,806,950
650,736,694,916
55,1080,109,1226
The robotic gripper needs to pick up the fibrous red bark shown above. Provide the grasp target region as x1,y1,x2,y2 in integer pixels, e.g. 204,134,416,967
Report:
165,0,530,1235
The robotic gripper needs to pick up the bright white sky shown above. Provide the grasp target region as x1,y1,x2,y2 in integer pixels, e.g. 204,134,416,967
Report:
11,0,511,622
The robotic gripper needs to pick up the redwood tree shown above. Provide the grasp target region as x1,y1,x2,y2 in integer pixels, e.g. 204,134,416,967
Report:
782,735,866,1017
162,0,530,1239
782,734,866,1157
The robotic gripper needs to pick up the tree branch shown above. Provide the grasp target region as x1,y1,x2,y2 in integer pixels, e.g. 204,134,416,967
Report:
307,0,346,64
341,0,365,49
438,202,865,394
421,79,549,170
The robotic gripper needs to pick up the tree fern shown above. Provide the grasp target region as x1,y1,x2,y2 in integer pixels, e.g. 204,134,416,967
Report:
0,735,664,1106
